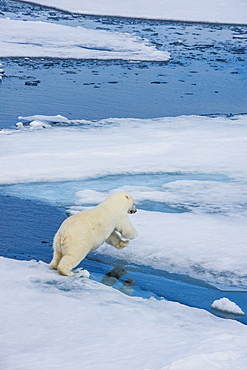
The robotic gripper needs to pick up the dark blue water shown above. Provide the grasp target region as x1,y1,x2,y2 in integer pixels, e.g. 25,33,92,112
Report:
0,0,247,128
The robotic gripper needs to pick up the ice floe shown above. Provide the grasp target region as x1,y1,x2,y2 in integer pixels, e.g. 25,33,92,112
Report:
1,257,247,370
0,18,170,61
18,0,247,24
211,297,245,315
1,114,247,286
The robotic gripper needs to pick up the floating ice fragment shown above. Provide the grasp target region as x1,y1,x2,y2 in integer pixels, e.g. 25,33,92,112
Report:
233,35,247,39
18,114,69,124
30,120,52,129
0,65,4,82
74,268,90,278
16,114,70,129
16,120,51,129
16,122,24,129
211,297,245,315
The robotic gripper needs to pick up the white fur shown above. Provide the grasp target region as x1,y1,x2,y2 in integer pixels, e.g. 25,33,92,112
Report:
50,192,138,276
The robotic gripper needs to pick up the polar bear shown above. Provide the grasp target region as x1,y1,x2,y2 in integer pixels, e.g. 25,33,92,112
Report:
50,192,138,276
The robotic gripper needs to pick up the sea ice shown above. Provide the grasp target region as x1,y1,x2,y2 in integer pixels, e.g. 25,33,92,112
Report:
1,257,247,370
18,0,247,24
211,297,245,315
0,18,170,61
18,115,70,124
1,114,247,286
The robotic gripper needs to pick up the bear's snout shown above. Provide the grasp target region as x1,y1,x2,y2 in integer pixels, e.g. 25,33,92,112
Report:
128,204,137,214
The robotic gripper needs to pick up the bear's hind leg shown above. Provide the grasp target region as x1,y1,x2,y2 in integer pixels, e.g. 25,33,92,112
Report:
57,255,76,276
57,255,84,276
50,250,62,270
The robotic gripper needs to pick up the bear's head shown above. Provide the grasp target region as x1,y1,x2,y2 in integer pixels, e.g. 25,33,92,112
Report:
124,193,137,214
106,192,137,214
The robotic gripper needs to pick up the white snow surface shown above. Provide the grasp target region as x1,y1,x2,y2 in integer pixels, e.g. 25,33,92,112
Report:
2,115,247,184
1,256,247,370
211,297,245,315
0,18,170,61
19,0,247,24
1,114,247,286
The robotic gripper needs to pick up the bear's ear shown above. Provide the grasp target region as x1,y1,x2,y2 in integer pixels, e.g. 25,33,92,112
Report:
125,195,130,200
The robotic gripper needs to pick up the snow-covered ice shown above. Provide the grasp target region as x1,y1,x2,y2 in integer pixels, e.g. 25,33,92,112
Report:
0,18,170,61
18,0,247,25
211,297,245,315
1,256,247,370
2,114,247,184
1,114,247,286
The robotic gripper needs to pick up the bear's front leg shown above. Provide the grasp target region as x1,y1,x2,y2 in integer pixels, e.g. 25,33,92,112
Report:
121,230,137,240
116,239,129,249
106,231,130,249
117,218,138,240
